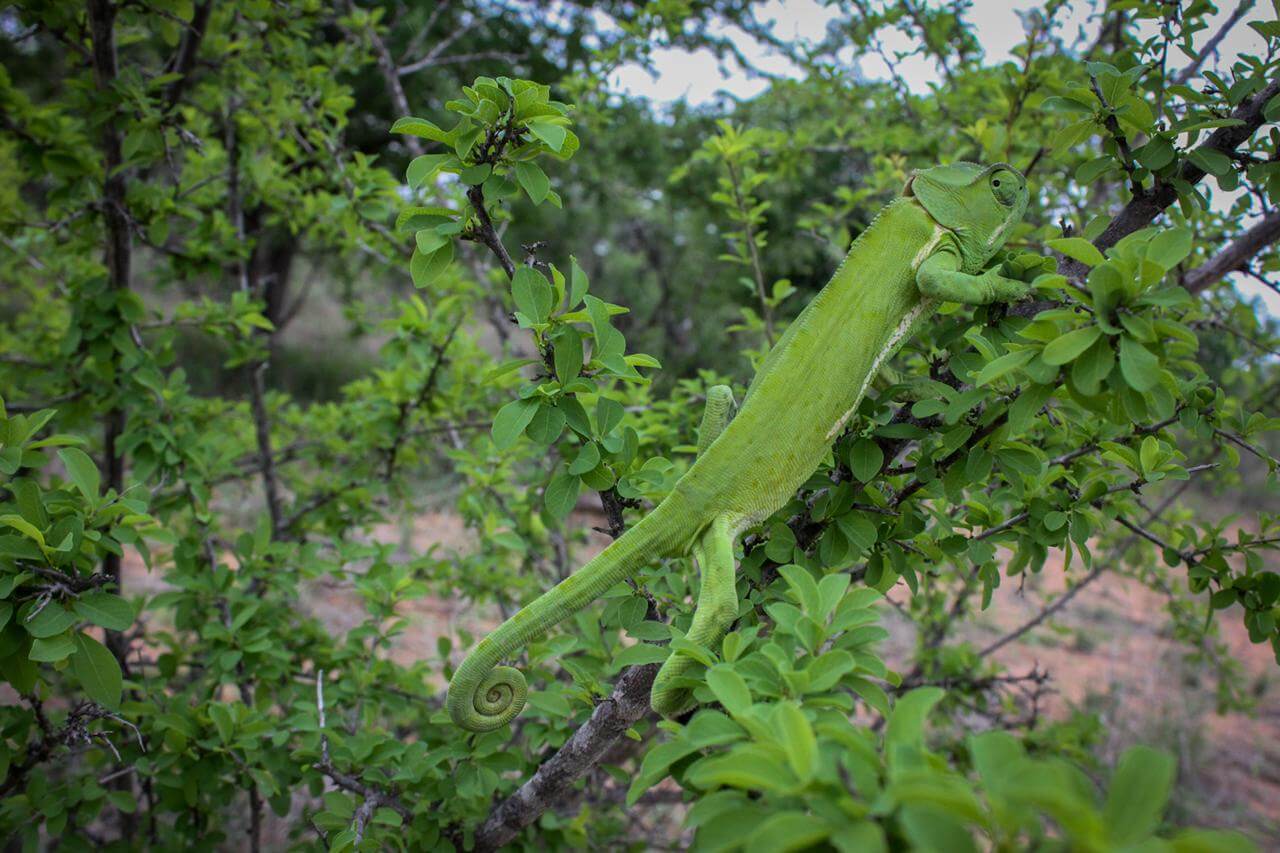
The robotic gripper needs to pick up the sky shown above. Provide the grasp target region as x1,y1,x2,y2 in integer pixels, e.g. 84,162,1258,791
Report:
608,0,1278,312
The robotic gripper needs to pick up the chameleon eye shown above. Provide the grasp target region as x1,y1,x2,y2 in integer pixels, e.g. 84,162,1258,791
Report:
990,171,1019,206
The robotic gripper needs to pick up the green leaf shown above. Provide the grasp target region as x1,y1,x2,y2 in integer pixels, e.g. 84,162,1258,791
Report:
459,163,492,185
773,702,817,782
29,632,76,662
885,687,944,750
705,664,752,716
527,119,566,151
1048,237,1105,268
406,153,451,188
973,349,1035,385
72,632,122,708
1146,227,1192,271
73,593,134,632
612,642,669,668
58,447,101,501
568,256,589,308
1104,746,1174,844
524,689,571,717
0,514,46,550
390,117,450,142
514,161,550,204
410,242,453,288
778,564,821,616
453,125,482,159
553,330,583,383
568,442,600,475
417,223,452,253
560,396,592,437
1187,146,1231,177
627,740,702,806
491,398,539,449
483,358,538,383
23,603,75,638
525,404,566,445
1118,336,1160,392
208,702,235,743
1071,338,1115,394
1042,327,1103,366
583,294,617,348
512,267,554,323
544,471,581,520
744,812,830,853
595,397,624,436
847,439,884,483
685,750,796,794
1139,435,1159,475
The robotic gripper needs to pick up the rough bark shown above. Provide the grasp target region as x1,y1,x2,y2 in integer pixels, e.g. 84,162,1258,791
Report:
472,663,660,852
1183,209,1280,294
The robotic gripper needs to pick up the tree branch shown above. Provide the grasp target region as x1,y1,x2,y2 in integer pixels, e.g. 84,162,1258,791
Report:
341,0,422,157
978,477,1191,658
1172,0,1256,86
161,0,214,111
87,0,133,677
1074,78,1280,276
313,671,413,825
1016,77,1280,318
472,663,660,852
464,184,516,280
1183,209,1280,294
225,107,285,537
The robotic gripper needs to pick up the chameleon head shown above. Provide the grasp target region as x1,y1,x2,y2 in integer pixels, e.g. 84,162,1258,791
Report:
903,161,1029,271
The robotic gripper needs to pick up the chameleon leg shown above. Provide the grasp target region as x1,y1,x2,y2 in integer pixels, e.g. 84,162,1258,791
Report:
696,384,735,455
650,514,737,718
916,250,1028,305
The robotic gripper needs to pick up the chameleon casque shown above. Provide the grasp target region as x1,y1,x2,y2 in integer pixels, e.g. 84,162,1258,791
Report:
448,161,1032,732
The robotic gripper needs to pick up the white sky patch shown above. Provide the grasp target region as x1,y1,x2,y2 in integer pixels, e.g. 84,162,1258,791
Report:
609,1,1277,314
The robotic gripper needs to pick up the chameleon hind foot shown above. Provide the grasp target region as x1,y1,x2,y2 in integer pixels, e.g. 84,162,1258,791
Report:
651,515,737,717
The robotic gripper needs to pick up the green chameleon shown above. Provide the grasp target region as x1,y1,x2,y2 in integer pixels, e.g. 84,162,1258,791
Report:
448,161,1034,732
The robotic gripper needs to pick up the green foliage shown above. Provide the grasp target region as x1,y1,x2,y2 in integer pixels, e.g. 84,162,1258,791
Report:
0,0,1278,849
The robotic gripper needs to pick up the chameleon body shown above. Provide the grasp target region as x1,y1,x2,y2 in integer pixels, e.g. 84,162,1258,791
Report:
448,161,1031,731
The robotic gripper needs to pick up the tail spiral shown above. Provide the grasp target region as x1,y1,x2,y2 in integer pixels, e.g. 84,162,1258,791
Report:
444,496,684,732
449,660,527,732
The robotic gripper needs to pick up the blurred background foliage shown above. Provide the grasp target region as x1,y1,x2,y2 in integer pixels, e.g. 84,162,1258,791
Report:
1,0,1279,849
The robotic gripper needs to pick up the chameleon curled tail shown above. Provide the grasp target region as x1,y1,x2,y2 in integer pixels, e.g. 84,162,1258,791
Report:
447,385,738,732
447,498,687,732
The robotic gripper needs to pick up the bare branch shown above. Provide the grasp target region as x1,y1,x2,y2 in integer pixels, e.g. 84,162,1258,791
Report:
87,0,133,677
313,671,413,825
4,391,86,414
398,50,524,76
226,109,285,537
464,184,516,280
1172,0,1256,85
341,0,421,157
